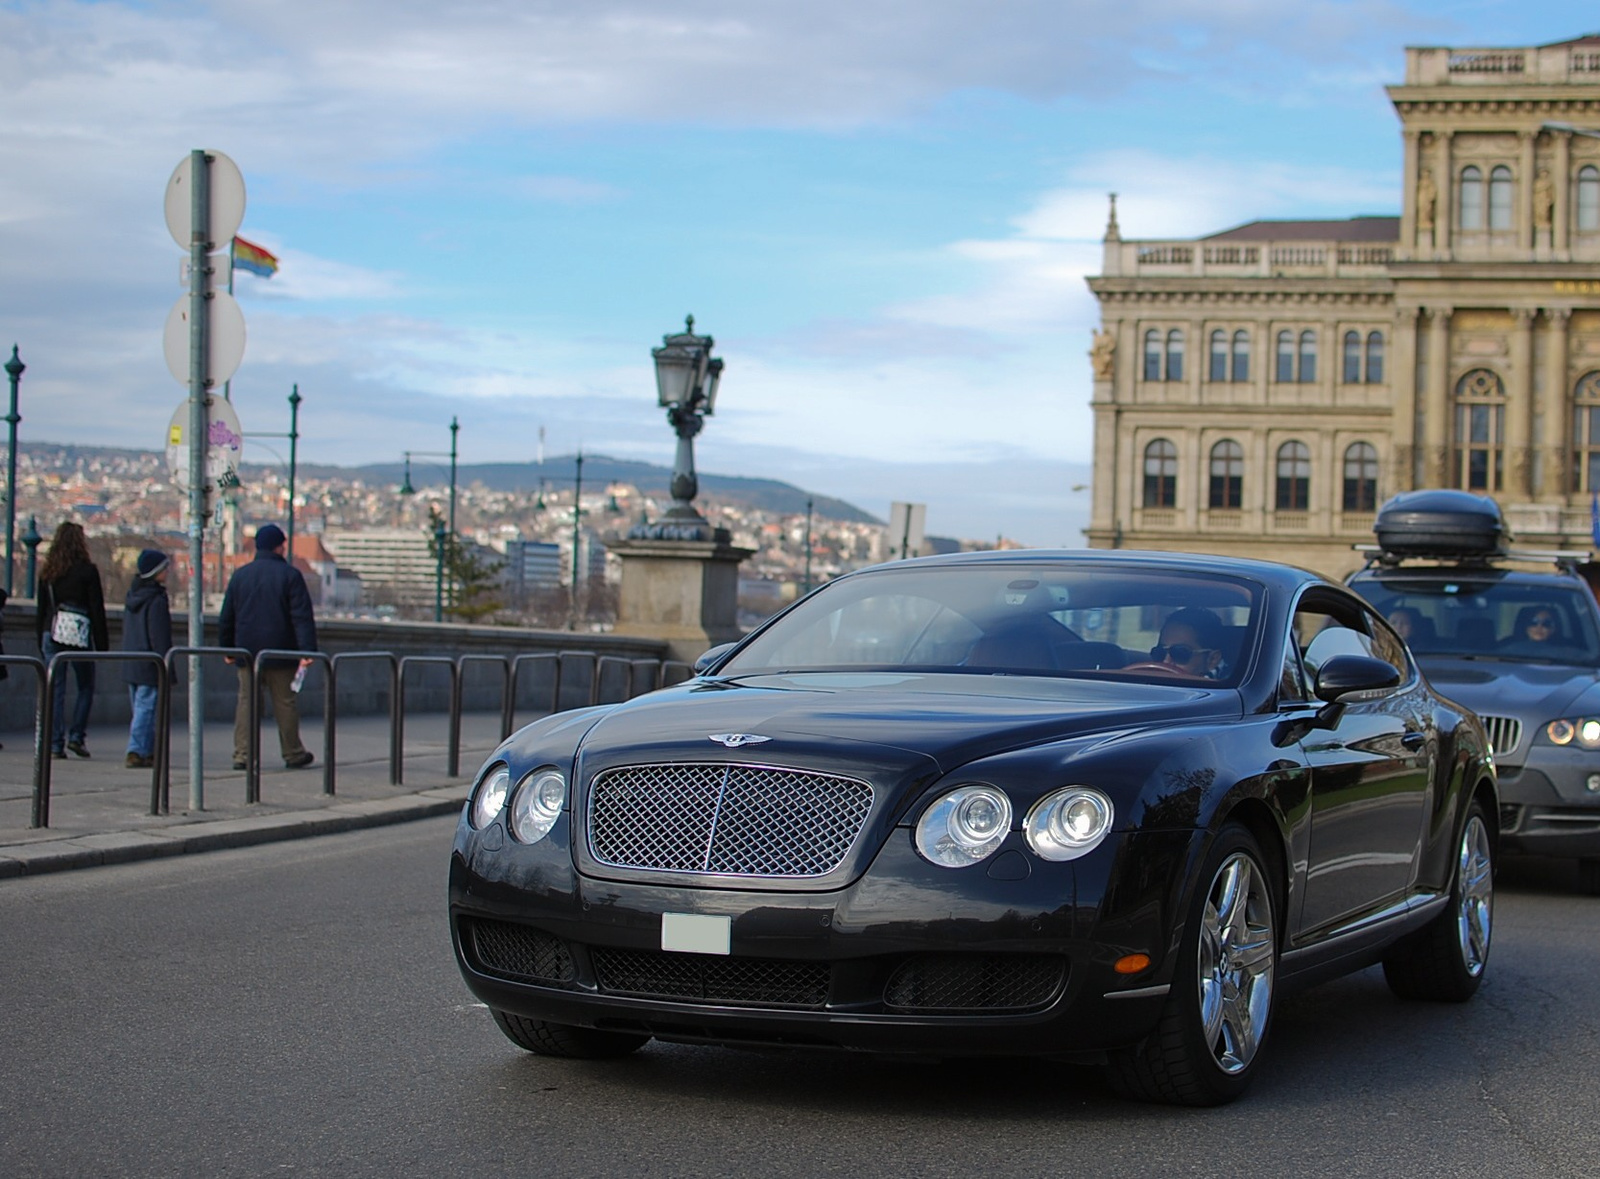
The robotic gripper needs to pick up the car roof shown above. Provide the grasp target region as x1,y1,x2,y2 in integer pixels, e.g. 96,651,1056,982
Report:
862,548,1324,593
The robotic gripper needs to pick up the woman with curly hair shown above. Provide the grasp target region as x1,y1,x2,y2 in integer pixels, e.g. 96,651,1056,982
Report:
34,521,108,758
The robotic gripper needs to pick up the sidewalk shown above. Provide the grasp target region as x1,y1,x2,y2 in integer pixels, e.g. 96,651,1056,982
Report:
0,710,508,878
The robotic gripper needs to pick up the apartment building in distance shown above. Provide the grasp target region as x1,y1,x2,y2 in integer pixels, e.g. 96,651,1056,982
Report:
1085,34,1600,578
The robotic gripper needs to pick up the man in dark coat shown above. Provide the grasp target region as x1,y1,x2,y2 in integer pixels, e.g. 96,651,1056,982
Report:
122,549,173,768
219,523,318,770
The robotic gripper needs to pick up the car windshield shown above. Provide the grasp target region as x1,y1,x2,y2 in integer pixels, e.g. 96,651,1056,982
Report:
1357,576,1600,667
719,563,1263,686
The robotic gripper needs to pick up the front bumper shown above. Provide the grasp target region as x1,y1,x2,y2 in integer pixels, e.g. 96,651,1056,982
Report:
449,818,1199,1058
1494,752,1600,858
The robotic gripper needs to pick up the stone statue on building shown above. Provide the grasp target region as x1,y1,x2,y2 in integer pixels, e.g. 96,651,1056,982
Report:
1090,328,1116,379
1416,169,1437,231
1534,169,1555,229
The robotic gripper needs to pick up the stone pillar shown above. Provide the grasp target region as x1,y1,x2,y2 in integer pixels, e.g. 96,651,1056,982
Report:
1519,131,1537,252
1424,307,1453,485
1555,131,1573,260
1438,133,1454,259
1400,131,1419,259
1391,306,1420,492
1508,308,1535,497
610,535,754,665
1543,308,1572,498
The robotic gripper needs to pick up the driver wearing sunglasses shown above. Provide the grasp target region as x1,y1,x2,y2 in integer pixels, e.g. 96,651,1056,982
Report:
1151,607,1226,679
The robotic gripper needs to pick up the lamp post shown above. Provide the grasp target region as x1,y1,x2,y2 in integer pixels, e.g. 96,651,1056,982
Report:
22,515,40,599
629,316,723,542
569,451,583,630
802,497,813,595
3,346,23,595
286,385,301,564
398,418,460,622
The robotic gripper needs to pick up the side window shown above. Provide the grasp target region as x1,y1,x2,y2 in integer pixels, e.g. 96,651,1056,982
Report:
1291,594,1403,688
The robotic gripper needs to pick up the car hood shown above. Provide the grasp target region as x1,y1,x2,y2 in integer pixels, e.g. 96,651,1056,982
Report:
1417,655,1600,731
576,671,1241,780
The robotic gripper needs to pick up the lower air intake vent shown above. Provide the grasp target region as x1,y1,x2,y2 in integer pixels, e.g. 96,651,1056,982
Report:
465,918,576,983
592,949,830,1008
884,954,1066,1012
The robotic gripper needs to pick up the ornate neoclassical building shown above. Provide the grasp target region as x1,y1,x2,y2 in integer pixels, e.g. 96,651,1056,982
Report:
1085,35,1600,577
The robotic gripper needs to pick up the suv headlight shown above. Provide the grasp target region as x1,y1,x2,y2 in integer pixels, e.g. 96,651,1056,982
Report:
470,763,511,829
1024,788,1113,861
508,769,566,844
1544,718,1600,748
915,785,1012,867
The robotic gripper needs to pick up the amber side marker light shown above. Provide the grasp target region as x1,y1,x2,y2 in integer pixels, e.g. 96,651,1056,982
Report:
1114,953,1152,975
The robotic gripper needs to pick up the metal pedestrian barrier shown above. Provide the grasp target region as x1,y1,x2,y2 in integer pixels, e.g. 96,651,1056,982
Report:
24,643,701,827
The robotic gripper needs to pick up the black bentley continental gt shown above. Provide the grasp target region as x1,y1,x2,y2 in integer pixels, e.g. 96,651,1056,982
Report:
450,550,1497,1105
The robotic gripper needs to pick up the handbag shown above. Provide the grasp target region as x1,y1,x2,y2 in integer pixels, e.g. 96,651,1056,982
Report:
50,603,93,649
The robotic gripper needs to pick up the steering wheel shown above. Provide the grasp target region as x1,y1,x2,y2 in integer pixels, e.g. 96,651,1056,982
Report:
1120,660,1203,680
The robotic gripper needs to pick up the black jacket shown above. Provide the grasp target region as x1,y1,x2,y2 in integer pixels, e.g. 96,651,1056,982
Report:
122,579,173,685
218,550,317,668
36,561,109,651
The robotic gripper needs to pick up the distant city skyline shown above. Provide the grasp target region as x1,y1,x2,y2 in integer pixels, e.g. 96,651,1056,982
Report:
2,3,1592,546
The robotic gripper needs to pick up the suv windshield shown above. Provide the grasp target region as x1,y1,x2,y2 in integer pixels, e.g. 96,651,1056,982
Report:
719,563,1263,686
1355,575,1600,667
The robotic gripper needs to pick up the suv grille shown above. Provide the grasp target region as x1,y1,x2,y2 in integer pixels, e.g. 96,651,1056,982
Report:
1480,715,1523,758
587,763,873,877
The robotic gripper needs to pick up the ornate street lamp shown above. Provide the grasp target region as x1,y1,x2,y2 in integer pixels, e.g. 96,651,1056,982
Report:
631,316,723,541
22,515,40,599
398,417,461,622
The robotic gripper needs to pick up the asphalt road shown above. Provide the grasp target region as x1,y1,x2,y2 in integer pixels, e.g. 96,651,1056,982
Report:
2,819,1598,1178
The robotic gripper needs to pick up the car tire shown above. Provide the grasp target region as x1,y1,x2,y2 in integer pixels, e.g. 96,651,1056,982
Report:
1577,858,1600,897
1106,823,1278,1107
490,1009,650,1059
1382,799,1493,1002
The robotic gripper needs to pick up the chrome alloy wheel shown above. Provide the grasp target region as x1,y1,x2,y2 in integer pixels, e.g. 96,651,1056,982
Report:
1196,852,1276,1075
1456,815,1493,977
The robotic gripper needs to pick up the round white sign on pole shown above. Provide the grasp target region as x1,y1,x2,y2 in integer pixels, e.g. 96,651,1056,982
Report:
165,151,246,251
163,291,247,388
166,396,245,501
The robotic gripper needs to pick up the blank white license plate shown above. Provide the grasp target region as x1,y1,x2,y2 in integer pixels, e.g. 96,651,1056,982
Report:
660,912,730,955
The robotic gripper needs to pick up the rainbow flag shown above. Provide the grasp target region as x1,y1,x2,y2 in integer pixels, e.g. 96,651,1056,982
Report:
232,236,279,278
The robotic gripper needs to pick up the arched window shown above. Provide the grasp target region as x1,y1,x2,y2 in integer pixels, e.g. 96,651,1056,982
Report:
1365,332,1385,384
1459,165,1484,230
1143,438,1178,508
1275,441,1311,511
1298,330,1317,383
1209,439,1244,510
1209,330,1228,382
1342,331,1362,384
1231,330,1250,382
1570,372,1600,494
1165,329,1185,382
1454,368,1505,492
1275,330,1294,383
1578,166,1600,232
1143,329,1162,381
1343,442,1379,512
1488,165,1514,230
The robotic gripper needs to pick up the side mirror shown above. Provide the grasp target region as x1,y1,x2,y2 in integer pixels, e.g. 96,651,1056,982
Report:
693,642,738,676
1313,654,1401,703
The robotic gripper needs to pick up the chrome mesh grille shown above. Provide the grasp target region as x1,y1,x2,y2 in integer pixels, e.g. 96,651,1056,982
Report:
587,762,874,877
1480,715,1523,758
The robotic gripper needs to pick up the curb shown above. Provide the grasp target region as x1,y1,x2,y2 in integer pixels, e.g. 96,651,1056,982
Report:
0,791,464,880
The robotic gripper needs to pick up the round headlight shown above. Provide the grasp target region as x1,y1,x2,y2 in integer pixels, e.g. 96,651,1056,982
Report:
509,769,566,844
470,764,511,830
1581,720,1600,749
1548,719,1576,746
1024,787,1113,862
915,785,1013,868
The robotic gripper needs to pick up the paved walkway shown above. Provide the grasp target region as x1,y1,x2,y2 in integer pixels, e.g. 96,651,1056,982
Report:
0,711,509,877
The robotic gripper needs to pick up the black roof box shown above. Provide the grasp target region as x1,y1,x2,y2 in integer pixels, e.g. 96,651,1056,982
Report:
1373,490,1506,560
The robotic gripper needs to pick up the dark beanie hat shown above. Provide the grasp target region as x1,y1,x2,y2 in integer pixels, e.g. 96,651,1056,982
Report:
137,549,170,579
255,523,286,551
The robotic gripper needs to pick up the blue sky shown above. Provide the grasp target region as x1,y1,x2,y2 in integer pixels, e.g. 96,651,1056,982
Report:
2,1,1596,545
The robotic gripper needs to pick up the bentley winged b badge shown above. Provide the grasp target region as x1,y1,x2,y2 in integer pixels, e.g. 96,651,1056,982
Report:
708,733,772,748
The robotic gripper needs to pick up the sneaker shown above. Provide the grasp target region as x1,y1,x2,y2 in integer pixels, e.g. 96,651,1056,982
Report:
285,751,315,770
125,752,154,769
51,749,66,760
232,760,248,771
67,741,90,759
